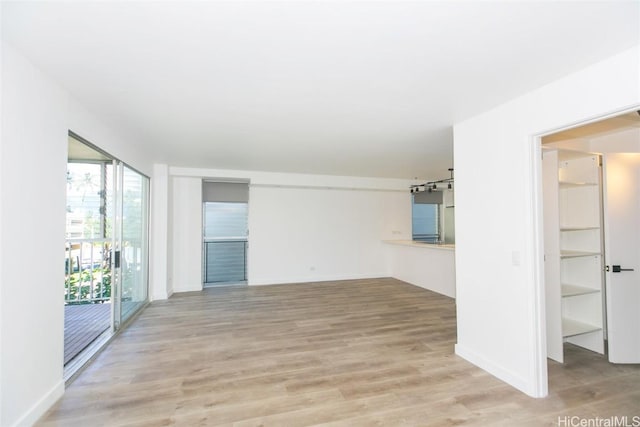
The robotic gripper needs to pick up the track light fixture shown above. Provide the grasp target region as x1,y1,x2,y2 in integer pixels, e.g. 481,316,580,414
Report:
409,168,454,194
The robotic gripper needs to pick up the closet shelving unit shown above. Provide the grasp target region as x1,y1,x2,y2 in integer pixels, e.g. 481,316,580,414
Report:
545,150,605,362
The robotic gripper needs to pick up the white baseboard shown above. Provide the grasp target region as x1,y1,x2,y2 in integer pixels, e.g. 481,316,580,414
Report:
13,380,64,427
151,287,174,300
151,291,169,301
454,343,539,398
172,283,202,293
249,273,390,286
393,276,456,299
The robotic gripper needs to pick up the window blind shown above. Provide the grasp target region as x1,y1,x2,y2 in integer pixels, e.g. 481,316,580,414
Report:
413,190,443,204
202,181,249,203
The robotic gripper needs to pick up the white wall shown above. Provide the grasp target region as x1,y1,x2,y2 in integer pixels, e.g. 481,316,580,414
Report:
386,243,455,298
249,186,409,285
0,20,4,426
170,167,415,191
1,41,67,427
166,166,456,300
453,47,640,398
170,176,203,292
168,167,413,288
0,41,154,427
150,164,170,300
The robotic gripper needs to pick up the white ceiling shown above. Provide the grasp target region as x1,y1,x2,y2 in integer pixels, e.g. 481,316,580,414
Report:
3,1,639,180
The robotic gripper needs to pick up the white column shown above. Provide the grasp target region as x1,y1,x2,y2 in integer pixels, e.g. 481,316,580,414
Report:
150,163,170,300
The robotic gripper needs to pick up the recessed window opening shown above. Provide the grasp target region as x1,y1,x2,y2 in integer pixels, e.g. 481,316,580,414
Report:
202,181,249,286
412,191,442,243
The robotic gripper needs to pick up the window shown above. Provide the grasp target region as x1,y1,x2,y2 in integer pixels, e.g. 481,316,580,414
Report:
412,200,440,242
203,202,248,239
202,181,249,285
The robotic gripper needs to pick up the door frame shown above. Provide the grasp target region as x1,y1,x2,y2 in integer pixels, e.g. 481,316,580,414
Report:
531,104,640,394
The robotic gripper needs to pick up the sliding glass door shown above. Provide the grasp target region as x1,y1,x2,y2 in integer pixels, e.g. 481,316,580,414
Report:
112,164,149,326
65,133,149,370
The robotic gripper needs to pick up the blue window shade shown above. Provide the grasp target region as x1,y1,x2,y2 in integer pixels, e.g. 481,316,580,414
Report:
203,202,248,239
203,202,248,284
412,202,439,242
205,241,247,283
203,181,249,203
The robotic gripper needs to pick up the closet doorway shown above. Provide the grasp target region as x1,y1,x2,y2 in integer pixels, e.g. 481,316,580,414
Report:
542,111,640,365
202,181,249,286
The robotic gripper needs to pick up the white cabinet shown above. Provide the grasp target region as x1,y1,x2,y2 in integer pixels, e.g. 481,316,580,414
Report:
544,151,605,362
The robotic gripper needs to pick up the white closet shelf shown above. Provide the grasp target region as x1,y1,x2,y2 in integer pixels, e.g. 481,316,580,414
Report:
562,318,601,338
559,181,598,188
561,284,600,297
560,250,600,258
560,226,600,232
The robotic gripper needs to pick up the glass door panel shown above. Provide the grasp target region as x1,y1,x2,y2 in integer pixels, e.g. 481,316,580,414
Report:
64,158,113,366
119,165,149,324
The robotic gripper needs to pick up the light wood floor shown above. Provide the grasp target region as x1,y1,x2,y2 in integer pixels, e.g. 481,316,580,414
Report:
39,278,640,426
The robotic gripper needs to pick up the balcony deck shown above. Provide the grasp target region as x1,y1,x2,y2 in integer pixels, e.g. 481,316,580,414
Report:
64,304,111,365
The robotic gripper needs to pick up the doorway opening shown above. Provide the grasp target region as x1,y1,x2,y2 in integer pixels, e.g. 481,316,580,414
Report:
202,181,249,287
64,133,149,379
540,110,640,373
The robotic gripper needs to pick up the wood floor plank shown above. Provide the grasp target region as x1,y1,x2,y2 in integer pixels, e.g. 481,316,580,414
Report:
39,278,640,426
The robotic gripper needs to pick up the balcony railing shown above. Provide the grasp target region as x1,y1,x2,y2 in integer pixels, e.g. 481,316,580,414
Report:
64,237,112,365
65,238,111,304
